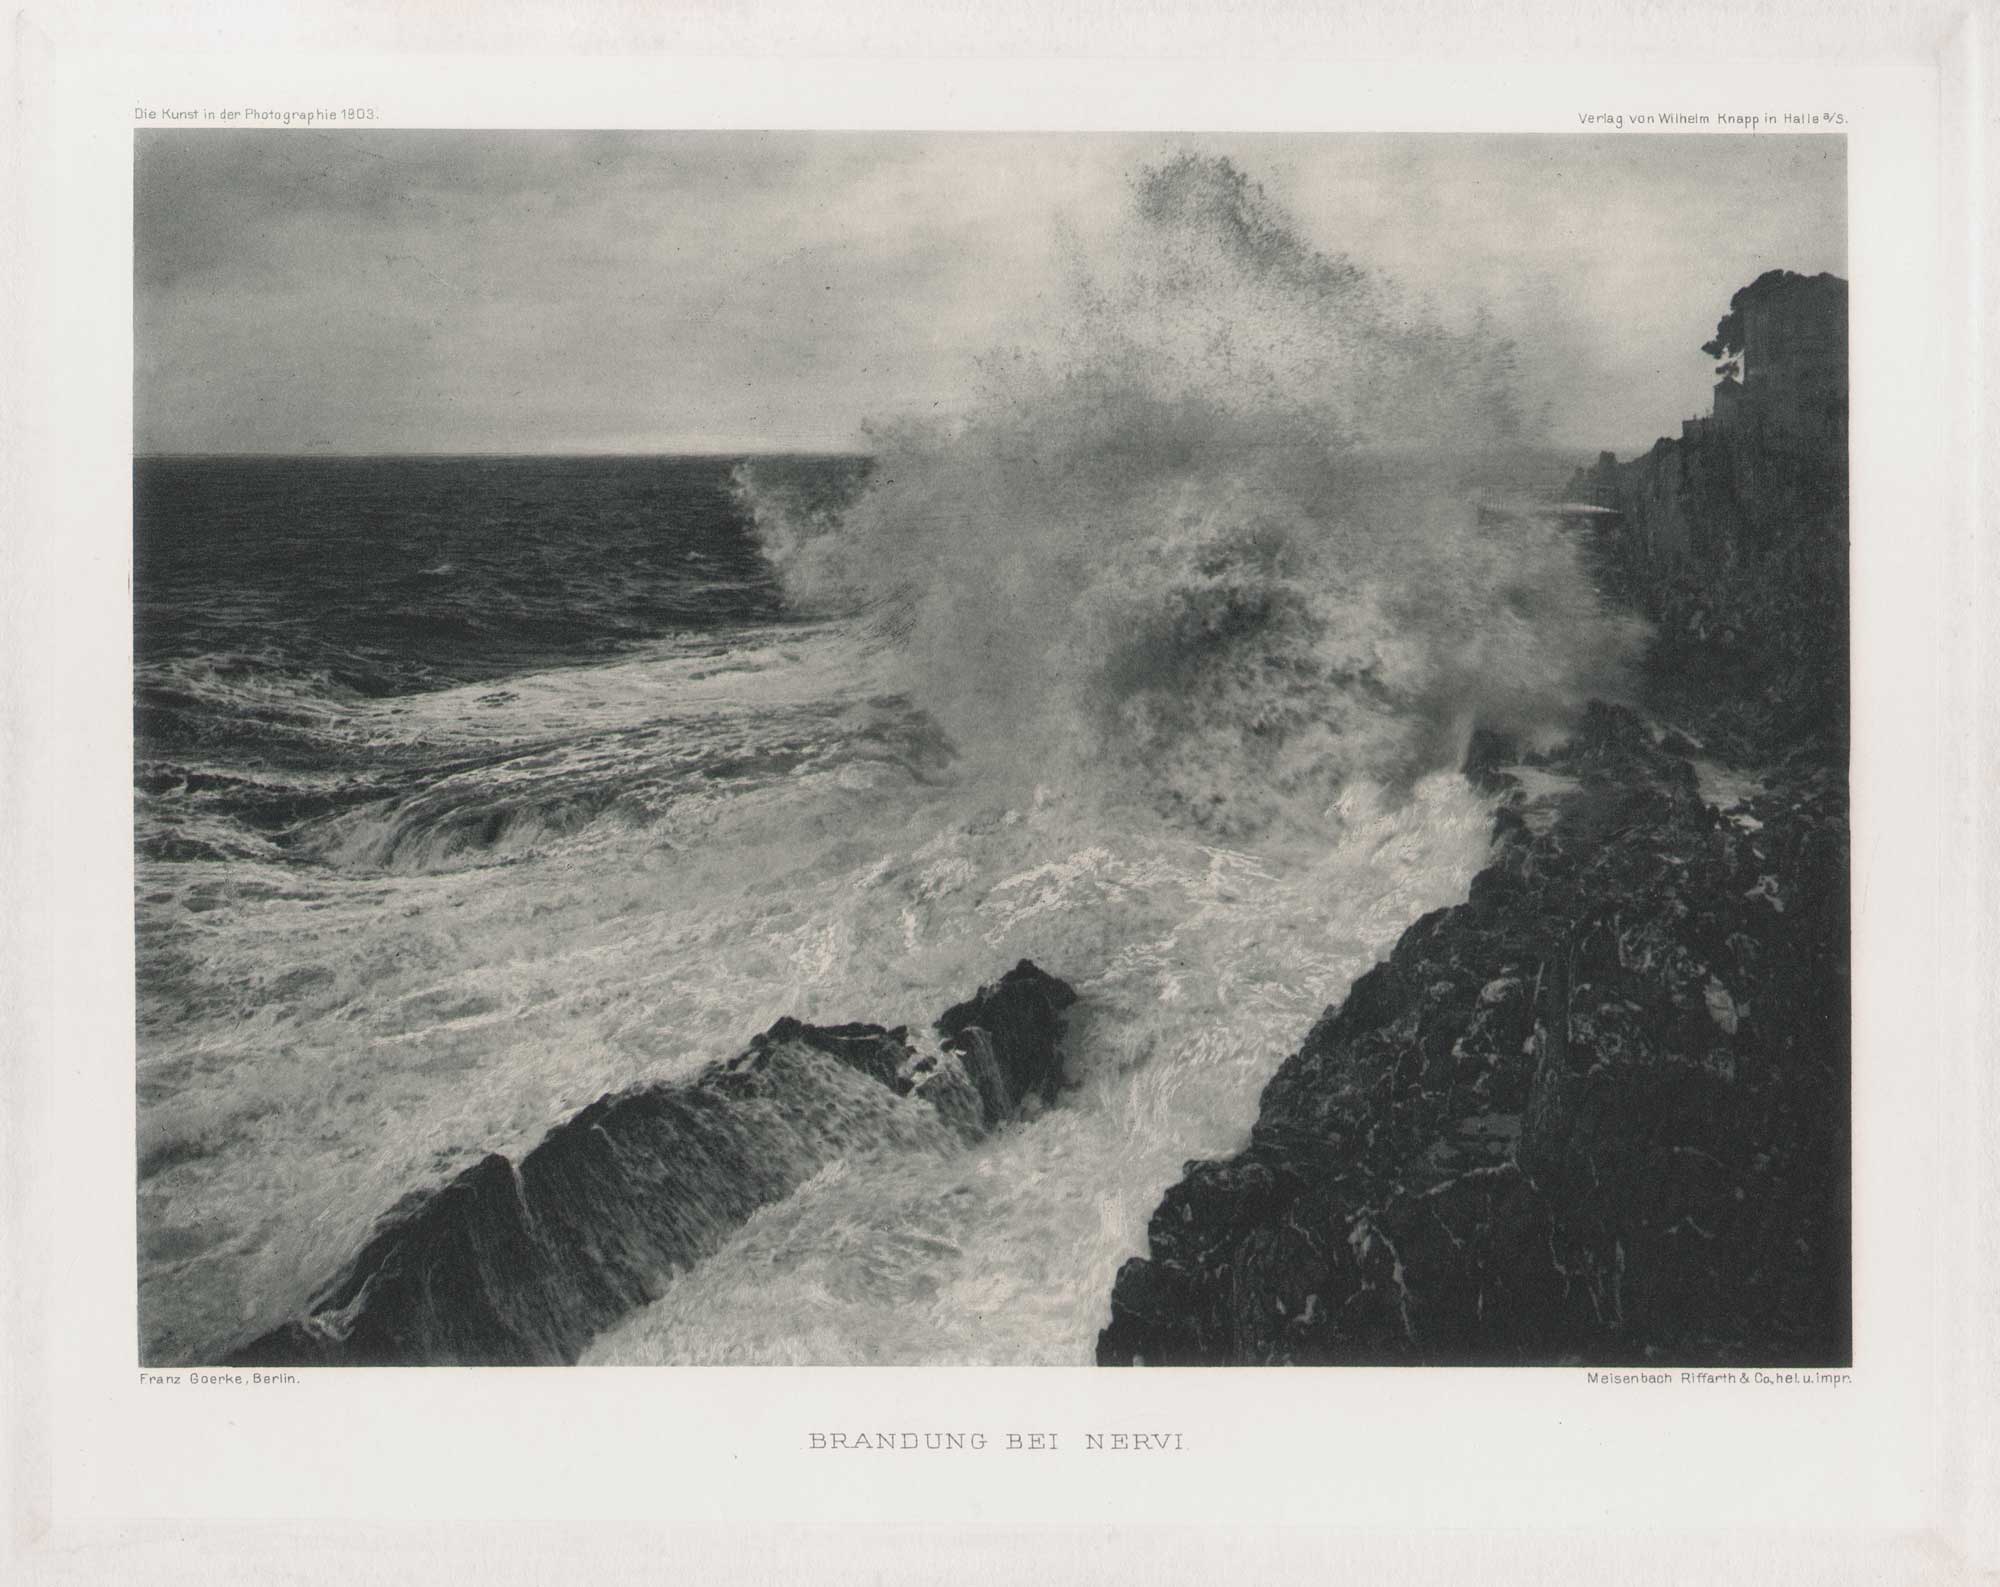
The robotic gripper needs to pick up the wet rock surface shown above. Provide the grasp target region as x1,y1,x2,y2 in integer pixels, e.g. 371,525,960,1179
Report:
1099,705,1848,1367
230,959,1075,1367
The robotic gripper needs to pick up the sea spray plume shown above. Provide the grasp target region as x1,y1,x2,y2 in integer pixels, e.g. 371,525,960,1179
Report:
728,453,874,601
741,153,1645,831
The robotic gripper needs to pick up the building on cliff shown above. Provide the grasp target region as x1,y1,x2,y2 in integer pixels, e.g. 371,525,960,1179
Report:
1709,374,1745,433
1574,269,1849,515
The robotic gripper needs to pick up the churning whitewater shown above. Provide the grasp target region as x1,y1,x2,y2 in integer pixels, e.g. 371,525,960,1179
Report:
134,156,1642,1366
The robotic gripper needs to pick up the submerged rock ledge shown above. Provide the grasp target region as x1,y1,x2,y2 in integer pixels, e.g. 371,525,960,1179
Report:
1099,704,1848,1367
229,959,1075,1367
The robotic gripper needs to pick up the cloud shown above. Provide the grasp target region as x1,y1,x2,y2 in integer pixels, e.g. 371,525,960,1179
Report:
134,131,1844,456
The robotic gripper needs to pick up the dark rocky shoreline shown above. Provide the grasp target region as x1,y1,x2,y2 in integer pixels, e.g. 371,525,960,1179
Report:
1098,703,1847,1366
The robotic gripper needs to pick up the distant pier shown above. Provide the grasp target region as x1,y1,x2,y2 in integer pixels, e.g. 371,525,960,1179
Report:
1474,500,1624,529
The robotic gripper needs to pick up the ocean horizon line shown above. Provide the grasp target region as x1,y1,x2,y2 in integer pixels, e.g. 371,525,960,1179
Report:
135,441,1618,463
134,448,876,462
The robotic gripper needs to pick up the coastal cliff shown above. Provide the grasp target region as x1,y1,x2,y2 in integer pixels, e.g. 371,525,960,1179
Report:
1099,279,1850,1367
1571,420,1846,754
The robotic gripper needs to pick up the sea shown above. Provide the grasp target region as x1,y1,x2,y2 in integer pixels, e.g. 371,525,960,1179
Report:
131,440,1650,1366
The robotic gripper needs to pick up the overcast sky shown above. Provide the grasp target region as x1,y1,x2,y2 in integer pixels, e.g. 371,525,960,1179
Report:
135,131,1844,458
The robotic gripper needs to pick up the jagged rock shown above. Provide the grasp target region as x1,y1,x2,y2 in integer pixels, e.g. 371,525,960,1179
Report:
1099,705,1848,1367
937,959,1078,1126
230,960,1076,1367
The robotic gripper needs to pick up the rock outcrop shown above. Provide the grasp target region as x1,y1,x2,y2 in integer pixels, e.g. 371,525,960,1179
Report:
1099,708,1848,1367
231,960,1075,1367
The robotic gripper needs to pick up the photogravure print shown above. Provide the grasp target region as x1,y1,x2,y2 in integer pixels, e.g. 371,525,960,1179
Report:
132,132,1848,1371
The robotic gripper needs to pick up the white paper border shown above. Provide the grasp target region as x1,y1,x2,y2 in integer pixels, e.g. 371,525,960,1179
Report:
6,9,1991,1583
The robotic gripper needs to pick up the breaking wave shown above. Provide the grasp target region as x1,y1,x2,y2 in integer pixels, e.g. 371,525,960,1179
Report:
739,154,1645,833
